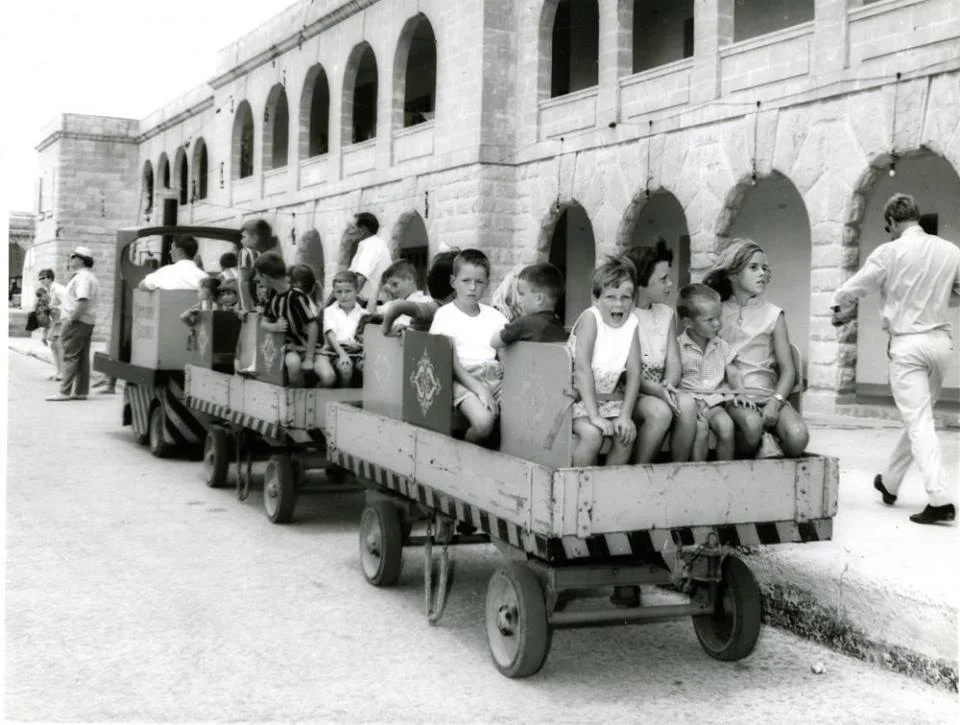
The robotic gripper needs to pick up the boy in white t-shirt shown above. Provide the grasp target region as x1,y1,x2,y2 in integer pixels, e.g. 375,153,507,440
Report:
429,249,507,445
318,271,364,387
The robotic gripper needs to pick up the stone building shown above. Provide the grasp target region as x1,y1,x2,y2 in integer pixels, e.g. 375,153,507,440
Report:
8,211,35,307
30,0,960,415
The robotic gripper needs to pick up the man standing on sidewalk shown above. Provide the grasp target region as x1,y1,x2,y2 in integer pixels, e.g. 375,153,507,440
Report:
832,193,960,525
46,246,99,402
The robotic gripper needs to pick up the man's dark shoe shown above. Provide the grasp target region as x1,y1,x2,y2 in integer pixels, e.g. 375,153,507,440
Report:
909,504,956,525
874,474,897,506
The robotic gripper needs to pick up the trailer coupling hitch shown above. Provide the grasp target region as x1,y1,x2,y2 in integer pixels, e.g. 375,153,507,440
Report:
672,529,724,595
424,516,456,625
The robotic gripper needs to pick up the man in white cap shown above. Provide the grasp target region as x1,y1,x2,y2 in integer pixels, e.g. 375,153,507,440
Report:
46,246,100,401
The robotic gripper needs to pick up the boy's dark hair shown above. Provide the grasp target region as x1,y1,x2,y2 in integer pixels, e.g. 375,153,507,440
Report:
332,270,360,290
289,263,321,302
883,193,921,224
219,252,238,270
426,251,458,300
382,259,417,284
623,237,673,287
354,212,380,235
241,218,274,244
253,251,287,279
174,235,199,259
677,283,720,320
199,276,222,294
518,263,564,304
38,268,55,281
592,257,637,298
452,249,490,277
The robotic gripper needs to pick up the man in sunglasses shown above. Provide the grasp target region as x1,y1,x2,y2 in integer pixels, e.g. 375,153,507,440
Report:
831,193,960,525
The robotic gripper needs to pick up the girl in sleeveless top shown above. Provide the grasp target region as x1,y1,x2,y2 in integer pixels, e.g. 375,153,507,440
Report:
567,258,642,467
624,241,698,463
704,239,809,458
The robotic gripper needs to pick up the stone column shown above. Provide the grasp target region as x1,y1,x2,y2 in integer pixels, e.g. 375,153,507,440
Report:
690,0,734,104
812,0,849,78
595,0,630,127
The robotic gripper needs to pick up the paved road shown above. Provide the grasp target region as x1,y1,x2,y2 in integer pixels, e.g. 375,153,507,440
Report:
5,352,958,724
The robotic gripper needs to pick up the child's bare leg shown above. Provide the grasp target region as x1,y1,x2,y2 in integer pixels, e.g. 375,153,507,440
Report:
285,351,304,387
315,357,337,387
459,396,496,444
725,404,763,458
669,392,698,463
572,418,604,467
606,438,633,466
691,417,710,462
707,406,736,461
335,357,354,387
633,395,672,463
775,404,809,457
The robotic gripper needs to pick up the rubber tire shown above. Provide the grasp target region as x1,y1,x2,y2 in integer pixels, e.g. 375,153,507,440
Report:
203,427,231,489
263,455,297,524
485,563,552,678
358,501,403,587
693,555,763,662
148,405,175,458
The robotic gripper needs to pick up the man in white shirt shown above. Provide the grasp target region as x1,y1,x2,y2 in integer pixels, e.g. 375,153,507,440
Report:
46,246,100,402
348,212,392,313
833,193,960,525
138,235,208,291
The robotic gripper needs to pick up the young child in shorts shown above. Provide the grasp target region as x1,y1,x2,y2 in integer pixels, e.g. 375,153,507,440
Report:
566,258,642,467
491,263,567,347
254,252,321,387
676,284,747,462
318,271,364,387
429,249,507,445
381,250,458,334
377,259,434,333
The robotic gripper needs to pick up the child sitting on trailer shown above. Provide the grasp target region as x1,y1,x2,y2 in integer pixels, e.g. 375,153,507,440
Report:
377,259,434,333
317,271,364,387
429,249,507,445
676,284,748,462
254,252,322,387
380,250,458,334
217,280,239,311
289,263,323,308
566,257,642,467
179,276,222,327
490,263,567,347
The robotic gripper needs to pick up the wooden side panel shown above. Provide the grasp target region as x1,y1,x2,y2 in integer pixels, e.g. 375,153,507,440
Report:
363,326,404,419
402,331,453,435
301,388,362,430
528,463,557,535
414,427,541,529
500,342,573,468
332,404,417,479
235,313,285,385
192,310,241,371
794,457,833,521
131,289,196,370
185,364,231,405
569,457,836,535
239,377,282,424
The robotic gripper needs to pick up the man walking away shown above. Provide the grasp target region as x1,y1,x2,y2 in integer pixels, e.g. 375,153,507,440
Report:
46,246,100,402
832,193,960,525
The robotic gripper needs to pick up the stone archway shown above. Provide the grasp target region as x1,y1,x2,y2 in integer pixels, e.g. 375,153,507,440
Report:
716,171,812,364
846,151,960,402
617,189,691,291
391,211,429,289
537,201,596,326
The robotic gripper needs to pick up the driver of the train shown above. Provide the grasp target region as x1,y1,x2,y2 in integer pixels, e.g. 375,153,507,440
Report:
138,235,208,291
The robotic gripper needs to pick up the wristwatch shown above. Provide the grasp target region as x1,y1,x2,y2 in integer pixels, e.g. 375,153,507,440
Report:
773,393,786,405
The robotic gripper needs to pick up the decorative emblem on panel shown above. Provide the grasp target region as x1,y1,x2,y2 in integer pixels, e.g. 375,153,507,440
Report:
196,324,209,356
261,334,278,371
409,350,441,416
372,351,391,388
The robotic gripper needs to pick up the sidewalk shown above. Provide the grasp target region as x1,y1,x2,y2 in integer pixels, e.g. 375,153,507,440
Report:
7,335,959,690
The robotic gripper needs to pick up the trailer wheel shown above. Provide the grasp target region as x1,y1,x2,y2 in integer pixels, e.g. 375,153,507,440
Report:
693,555,762,661
359,501,403,587
263,454,297,524
148,405,175,458
203,427,232,488
485,563,552,678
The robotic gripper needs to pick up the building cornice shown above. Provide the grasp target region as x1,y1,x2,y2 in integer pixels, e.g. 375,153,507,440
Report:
35,130,139,152
137,96,215,142
208,0,378,89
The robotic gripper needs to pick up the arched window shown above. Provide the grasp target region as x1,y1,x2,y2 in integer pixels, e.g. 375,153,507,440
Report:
550,0,599,97
158,153,171,189
345,43,378,144
232,101,254,179
301,65,330,158
192,138,209,201
142,161,154,217
734,0,814,42
396,14,437,128
264,84,289,170
174,148,188,205
632,0,694,73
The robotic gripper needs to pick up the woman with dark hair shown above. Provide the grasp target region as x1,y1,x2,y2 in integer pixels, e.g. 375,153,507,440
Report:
238,218,280,310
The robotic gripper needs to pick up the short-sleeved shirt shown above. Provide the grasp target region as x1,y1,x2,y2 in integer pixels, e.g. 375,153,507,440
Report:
390,290,435,331
140,260,208,291
266,287,318,348
678,330,736,408
323,303,364,344
47,281,67,321
349,234,392,301
499,311,567,344
429,302,507,367
62,269,99,325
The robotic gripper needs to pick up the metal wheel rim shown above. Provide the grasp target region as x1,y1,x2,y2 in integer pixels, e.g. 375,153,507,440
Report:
485,574,522,668
359,509,385,580
263,461,279,517
149,409,161,450
202,435,216,480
